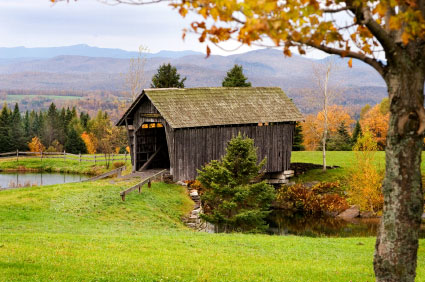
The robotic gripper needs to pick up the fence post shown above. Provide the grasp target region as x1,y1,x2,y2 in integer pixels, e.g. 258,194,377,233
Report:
63,150,66,160
40,151,43,161
94,155,96,165
79,153,81,163
125,152,127,162
16,149,18,162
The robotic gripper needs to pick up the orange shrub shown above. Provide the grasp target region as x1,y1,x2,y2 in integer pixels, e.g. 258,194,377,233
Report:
28,137,45,154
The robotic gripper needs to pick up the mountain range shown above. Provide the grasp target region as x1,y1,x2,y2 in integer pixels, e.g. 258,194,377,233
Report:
0,45,387,113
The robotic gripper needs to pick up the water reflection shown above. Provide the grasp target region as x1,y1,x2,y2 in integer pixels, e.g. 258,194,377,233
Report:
267,210,425,238
0,172,89,189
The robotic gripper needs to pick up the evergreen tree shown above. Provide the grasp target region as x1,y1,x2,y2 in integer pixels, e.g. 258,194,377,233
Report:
43,103,60,146
23,111,30,141
351,120,362,147
151,63,186,88
80,112,90,130
292,122,305,151
197,133,275,232
327,122,352,151
222,64,252,87
64,128,87,154
9,103,26,150
0,103,12,153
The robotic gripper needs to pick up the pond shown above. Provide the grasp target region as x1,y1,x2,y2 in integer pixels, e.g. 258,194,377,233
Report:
0,172,89,189
267,210,425,238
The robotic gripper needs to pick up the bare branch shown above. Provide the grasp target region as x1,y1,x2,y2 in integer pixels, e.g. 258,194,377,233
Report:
323,7,350,13
307,42,386,77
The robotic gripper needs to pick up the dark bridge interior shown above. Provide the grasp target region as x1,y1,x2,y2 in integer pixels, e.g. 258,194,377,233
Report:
135,123,170,171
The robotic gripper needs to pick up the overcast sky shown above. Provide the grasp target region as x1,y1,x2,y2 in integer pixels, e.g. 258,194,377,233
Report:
0,0,328,58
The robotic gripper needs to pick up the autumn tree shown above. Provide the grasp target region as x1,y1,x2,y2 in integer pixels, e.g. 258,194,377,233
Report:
222,64,251,87
28,136,45,154
360,99,390,149
52,0,425,280
151,63,186,88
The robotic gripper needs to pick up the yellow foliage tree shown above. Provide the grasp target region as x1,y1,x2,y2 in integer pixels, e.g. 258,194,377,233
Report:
28,137,45,154
302,105,354,150
81,132,97,154
347,129,384,213
360,103,389,150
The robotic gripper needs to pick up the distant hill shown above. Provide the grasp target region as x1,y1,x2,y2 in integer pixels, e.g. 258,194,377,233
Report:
0,45,387,114
0,44,203,59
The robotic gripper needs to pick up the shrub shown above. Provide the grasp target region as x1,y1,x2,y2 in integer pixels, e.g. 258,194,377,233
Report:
197,133,275,233
275,182,349,215
347,129,384,213
113,161,125,168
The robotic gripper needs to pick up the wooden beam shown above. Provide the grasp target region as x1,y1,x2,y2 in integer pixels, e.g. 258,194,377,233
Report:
138,145,162,172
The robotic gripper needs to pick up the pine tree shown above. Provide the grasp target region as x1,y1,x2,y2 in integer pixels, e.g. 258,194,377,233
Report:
64,128,87,154
327,122,352,151
0,103,12,153
10,103,26,150
151,63,186,88
222,64,252,87
351,120,362,148
292,122,305,151
197,133,275,232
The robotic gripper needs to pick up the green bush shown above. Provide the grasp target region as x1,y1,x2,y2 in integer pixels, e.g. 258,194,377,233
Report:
197,133,275,233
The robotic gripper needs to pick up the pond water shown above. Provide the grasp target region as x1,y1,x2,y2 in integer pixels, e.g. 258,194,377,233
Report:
267,210,425,238
0,172,89,189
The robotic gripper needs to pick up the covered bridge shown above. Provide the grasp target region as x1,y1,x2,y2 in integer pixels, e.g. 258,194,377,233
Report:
116,87,303,181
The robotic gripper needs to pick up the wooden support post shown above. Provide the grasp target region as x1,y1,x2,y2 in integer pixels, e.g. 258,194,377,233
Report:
125,152,127,162
16,149,18,162
63,150,66,160
94,155,96,165
148,179,151,188
138,184,141,193
121,193,125,201
40,151,43,161
138,145,162,172
79,153,81,163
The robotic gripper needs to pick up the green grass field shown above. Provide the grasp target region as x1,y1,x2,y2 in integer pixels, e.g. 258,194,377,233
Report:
0,153,424,281
0,157,131,175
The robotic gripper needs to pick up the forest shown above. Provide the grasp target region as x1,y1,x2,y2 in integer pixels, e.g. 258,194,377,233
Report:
0,102,127,155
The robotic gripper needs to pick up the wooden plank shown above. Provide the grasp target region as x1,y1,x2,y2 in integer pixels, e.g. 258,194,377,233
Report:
84,166,126,182
138,145,162,171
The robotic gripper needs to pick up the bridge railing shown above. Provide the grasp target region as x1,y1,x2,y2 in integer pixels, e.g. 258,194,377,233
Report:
119,169,168,201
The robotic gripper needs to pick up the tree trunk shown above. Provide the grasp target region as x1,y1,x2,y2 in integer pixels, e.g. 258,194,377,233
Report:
374,60,425,281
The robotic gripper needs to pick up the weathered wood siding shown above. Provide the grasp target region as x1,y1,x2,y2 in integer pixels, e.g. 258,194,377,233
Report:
170,123,294,181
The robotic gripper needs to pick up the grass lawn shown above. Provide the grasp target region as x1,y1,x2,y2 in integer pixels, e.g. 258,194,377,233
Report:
0,176,424,281
0,157,132,175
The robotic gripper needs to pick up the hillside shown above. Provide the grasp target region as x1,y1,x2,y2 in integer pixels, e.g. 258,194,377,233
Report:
0,46,387,114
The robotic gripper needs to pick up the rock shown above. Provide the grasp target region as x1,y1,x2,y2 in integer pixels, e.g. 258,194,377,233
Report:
338,205,360,220
190,191,198,197
187,223,196,228
360,211,376,218
176,181,187,186
192,209,200,215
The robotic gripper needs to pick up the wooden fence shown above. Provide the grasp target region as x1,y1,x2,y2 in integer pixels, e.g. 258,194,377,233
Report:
120,169,168,201
0,150,129,164
84,166,127,182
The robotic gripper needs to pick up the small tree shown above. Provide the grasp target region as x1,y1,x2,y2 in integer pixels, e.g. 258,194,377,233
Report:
28,136,45,154
292,122,304,151
351,121,362,148
64,128,87,154
327,122,352,151
151,63,186,88
197,133,275,233
222,64,251,87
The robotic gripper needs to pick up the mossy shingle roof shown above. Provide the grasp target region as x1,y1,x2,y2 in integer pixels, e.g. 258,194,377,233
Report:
117,87,304,129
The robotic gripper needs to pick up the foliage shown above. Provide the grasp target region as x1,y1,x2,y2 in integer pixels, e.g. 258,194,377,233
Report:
303,105,354,151
81,132,97,154
28,136,45,153
292,122,305,151
151,63,186,88
275,182,349,216
327,122,352,151
351,120,362,147
221,64,251,87
347,130,383,213
197,133,275,232
359,100,389,150
64,128,88,154
113,161,126,168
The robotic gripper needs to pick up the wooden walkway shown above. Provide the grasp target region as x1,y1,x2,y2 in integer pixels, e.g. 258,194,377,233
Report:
119,169,169,201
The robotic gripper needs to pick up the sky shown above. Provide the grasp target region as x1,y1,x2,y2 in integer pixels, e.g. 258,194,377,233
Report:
0,0,328,58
